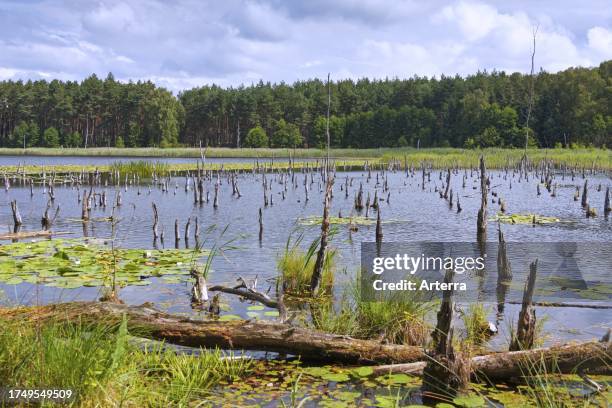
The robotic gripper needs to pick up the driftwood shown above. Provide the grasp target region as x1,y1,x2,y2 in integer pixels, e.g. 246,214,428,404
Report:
371,341,611,381
0,301,424,364
0,230,70,240
208,284,278,309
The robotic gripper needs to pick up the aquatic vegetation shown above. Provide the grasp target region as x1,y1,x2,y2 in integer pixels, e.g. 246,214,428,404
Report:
0,317,253,406
0,239,204,288
380,147,612,170
299,215,377,226
109,160,171,178
312,277,433,346
299,215,404,227
277,231,336,296
491,212,562,225
462,303,492,347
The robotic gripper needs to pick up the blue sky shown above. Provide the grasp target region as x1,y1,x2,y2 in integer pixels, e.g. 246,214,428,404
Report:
0,0,610,92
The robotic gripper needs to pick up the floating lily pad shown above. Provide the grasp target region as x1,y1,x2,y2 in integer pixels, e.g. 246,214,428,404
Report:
453,394,486,407
491,213,562,225
351,366,374,377
219,314,242,321
264,311,280,317
0,239,206,290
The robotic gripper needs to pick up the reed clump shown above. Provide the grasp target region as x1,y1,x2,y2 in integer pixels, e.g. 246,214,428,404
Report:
0,316,252,406
312,276,433,346
109,160,171,178
277,232,336,296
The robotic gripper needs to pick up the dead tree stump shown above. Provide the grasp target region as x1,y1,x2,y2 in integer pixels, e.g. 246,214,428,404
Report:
476,156,488,241
311,177,333,296
510,259,538,351
422,268,469,402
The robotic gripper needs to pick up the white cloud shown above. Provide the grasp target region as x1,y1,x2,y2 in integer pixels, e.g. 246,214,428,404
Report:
0,0,608,91
588,26,612,56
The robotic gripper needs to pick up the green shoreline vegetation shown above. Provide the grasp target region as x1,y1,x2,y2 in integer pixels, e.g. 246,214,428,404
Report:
0,147,610,173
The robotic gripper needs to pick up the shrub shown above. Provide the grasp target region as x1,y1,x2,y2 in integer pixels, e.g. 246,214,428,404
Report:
244,125,269,148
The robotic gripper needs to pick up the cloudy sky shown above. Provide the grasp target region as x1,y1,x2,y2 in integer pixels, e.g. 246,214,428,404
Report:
0,0,611,92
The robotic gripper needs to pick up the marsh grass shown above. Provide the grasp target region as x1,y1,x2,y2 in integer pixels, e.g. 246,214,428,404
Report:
109,160,171,179
381,147,611,169
462,303,492,346
0,316,252,406
2,147,609,169
312,275,433,346
515,355,608,408
277,230,337,296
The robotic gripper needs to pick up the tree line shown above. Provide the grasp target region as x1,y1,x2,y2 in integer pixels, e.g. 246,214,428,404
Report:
0,61,609,150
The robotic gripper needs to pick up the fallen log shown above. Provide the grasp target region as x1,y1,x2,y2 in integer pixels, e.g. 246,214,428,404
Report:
371,341,611,380
0,301,423,364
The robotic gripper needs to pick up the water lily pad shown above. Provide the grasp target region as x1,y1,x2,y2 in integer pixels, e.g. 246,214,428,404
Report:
219,314,242,321
491,213,561,225
321,372,350,382
264,311,279,317
453,394,485,407
351,366,374,377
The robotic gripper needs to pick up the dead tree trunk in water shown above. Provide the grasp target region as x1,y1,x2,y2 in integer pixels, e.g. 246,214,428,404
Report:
604,186,610,217
510,259,538,351
310,178,333,296
422,269,469,402
496,225,512,316
375,208,383,244
152,203,159,240
581,179,588,208
476,156,488,241
10,200,22,231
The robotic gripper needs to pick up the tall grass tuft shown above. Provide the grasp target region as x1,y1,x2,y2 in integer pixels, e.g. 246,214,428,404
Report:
109,160,171,178
0,316,252,406
312,274,433,346
462,303,491,347
278,230,336,296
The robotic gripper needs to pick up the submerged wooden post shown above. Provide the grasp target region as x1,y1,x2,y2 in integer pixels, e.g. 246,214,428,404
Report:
604,187,610,217
310,178,333,296
476,156,488,240
581,179,588,208
510,259,538,351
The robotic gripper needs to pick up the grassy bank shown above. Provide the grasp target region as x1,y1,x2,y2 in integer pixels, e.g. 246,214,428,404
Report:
0,317,252,406
380,147,611,169
0,147,609,170
0,147,382,159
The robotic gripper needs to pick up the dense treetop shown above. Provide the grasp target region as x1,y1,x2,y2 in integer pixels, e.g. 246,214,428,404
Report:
0,62,610,149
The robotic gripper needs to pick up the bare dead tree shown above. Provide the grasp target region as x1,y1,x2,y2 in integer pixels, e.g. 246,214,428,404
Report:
524,25,539,153
310,178,334,296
